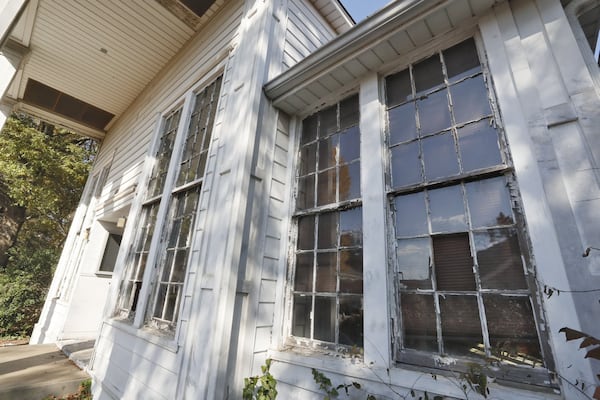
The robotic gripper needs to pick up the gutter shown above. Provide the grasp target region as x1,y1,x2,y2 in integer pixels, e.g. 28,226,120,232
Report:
264,0,454,103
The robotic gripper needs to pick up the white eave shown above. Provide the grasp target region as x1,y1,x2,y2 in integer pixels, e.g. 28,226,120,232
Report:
310,0,355,33
264,0,502,116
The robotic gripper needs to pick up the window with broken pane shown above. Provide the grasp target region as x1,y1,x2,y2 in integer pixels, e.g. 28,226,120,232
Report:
291,94,363,348
385,38,544,368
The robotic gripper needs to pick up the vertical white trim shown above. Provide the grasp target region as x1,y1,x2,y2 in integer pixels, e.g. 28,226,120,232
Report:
0,0,27,46
359,72,391,367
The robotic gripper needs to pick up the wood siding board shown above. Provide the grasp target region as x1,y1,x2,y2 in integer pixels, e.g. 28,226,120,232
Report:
287,19,318,53
289,0,334,44
387,30,416,55
345,57,369,77
426,8,453,36
332,64,355,82
405,20,434,47
287,13,322,51
371,41,399,63
317,73,342,92
355,50,383,71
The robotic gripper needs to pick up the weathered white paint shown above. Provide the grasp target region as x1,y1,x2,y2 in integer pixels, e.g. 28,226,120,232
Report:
0,0,27,45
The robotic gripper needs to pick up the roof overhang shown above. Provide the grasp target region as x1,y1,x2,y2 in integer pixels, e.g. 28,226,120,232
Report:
264,0,502,116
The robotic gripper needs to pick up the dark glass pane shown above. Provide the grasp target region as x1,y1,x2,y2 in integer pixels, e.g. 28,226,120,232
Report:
178,216,192,248
475,229,527,289
168,218,181,247
340,94,359,129
433,233,475,291
316,252,337,292
401,293,438,352
413,55,444,95
388,102,417,144
428,185,467,233
386,69,412,107
297,215,315,250
340,207,362,247
483,295,542,365
295,253,314,291
317,169,336,206
301,115,318,144
444,38,481,82
417,89,451,135
339,126,360,163
394,192,428,237
397,238,432,289
466,177,513,228
153,284,167,318
161,250,174,281
314,296,336,342
390,141,422,188
299,142,317,176
318,134,338,171
318,212,337,249
319,105,338,137
171,249,188,283
339,296,363,346
422,132,459,181
292,294,312,338
450,75,491,124
339,161,360,201
440,295,483,356
458,120,502,172
297,175,315,210
340,249,363,294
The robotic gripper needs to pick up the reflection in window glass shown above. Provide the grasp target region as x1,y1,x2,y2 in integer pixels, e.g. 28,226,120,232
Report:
458,119,502,172
394,191,428,237
450,75,491,124
391,142,422,188
466,177,513,228
417,89,451,135
440,295,483,356
475,228,527,289
422,132,460,181
428,185,467,233
388,103,417,145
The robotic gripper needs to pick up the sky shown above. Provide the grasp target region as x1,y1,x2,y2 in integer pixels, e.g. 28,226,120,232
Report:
341,0,390,22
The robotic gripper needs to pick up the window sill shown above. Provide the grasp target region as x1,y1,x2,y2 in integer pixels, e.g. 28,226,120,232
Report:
105,318,179,353
267,347,560,399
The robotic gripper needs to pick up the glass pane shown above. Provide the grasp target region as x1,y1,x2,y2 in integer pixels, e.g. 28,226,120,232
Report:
301,115,318,144
299,142,317,176
318,212,337,249
444,38,481,82
340,95,359,129
161,251,174,281
339,126,360,163
394,192,428,237
440,295,483,356
314,296,336,342
450,75,492,124
339,296,363,346
172,249,188,283
428,185,467,233
414,55,444,95
397,238,432,289
339,161,360,201
417,89,451,135
458,119,502,172
319,105,338,137
292,294,312,338
295,253,313,291
401,293,438,352
318,134,338,171
296,175,315,210
386,69,412,107
466,177,514,228
422,132,459,181
316,252,337,292
390,141,422,188
388,102,417,144
297,215,315,250
483,295,542,365
339,207,362,247
317,169,336,206
340,249,363,294
153,284,167,318
433,233,475,291
475,229,527,289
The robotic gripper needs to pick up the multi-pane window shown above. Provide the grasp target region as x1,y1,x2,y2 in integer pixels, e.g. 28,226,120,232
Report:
116,77,221,331
148,77,221,331
385,39,544,368
117,109,181,319
291,95,363,348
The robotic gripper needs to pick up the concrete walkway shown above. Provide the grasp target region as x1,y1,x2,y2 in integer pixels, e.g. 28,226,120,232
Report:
0,341,92,400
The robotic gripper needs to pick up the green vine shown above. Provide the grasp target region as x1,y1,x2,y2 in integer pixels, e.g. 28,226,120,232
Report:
243,359,278,400
311,368,361,399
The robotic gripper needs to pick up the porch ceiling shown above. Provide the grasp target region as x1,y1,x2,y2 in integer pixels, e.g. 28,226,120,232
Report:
264,0,503,117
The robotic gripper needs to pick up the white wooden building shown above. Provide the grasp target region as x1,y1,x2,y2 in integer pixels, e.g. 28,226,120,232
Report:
1,0,600,398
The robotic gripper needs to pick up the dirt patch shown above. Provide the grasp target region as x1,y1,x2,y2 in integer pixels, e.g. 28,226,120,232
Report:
0,337,29,347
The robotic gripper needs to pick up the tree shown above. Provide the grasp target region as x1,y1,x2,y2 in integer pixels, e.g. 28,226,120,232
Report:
0,113,96,336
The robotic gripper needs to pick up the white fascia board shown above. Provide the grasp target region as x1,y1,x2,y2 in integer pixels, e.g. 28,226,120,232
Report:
0,0,28,47
264,0,452,103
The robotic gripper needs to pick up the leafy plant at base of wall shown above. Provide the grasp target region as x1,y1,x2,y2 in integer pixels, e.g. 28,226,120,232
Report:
243,358,278,400
311,368,362,399
559,327,600,399
458,365,489,398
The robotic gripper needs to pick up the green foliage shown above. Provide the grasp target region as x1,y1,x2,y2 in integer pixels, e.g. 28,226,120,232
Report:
460,365,489,398
0,114,95,337
311,368,361,399
243,358,278,400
